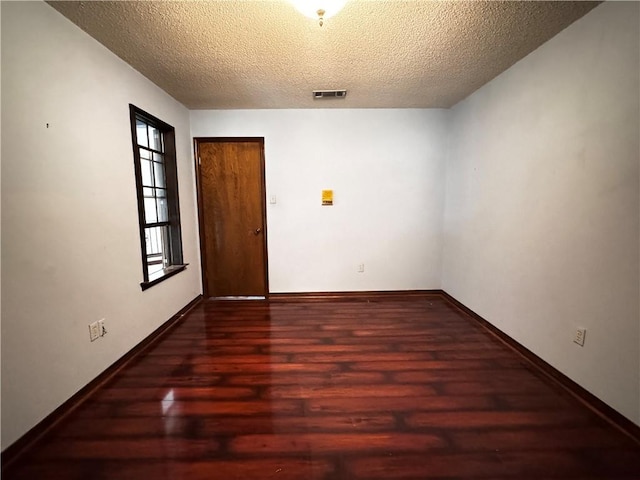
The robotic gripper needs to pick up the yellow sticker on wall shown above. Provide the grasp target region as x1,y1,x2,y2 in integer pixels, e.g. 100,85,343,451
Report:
322,190,333,206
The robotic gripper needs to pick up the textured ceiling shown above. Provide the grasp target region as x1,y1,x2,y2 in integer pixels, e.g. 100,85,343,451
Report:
48,1,599,109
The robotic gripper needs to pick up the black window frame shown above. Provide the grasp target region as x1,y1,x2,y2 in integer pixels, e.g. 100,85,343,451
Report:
129,104,186,290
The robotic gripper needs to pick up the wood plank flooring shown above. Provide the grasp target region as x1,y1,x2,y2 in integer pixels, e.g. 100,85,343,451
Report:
4,296,640,479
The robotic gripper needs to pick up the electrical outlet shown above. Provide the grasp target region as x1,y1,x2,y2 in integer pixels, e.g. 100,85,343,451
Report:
98,319,106,337
574,328,586,347
358,263,365,273
89,322,100,342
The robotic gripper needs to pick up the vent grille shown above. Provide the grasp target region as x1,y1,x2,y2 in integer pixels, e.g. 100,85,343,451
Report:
313,89,347,99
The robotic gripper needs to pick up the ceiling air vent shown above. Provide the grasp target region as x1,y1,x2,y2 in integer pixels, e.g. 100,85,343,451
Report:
313,89,347,99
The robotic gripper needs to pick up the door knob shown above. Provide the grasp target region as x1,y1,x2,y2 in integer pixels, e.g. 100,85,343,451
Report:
254,228,262,235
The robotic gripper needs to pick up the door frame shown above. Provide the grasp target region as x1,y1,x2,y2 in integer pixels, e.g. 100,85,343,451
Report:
193,137,269,298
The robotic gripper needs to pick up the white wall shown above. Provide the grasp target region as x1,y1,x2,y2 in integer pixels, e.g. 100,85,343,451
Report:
191,109,449,293
442,2,640,423
1,2,201,449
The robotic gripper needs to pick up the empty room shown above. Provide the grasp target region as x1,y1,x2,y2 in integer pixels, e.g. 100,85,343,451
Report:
1,0,639,478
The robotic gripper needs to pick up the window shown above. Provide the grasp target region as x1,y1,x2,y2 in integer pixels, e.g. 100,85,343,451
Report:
129,105,186,290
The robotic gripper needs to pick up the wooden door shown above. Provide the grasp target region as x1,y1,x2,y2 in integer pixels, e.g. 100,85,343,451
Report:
196,139,268,297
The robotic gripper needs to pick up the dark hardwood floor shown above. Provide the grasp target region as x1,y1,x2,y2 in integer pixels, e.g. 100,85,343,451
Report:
4,295,640,479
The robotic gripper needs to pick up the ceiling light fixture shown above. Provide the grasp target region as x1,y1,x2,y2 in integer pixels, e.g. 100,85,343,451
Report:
290,0,347,26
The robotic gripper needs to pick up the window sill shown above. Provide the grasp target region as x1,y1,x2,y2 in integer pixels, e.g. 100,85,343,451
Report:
140,264,188,291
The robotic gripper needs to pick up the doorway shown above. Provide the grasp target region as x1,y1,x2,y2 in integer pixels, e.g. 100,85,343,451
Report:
194,138,268,298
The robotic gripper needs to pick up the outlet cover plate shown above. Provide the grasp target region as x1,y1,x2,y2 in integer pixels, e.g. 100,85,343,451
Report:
89,322,99,342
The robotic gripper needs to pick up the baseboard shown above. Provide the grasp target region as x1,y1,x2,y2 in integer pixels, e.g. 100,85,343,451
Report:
269,289,443,302
440,290,640,445
1,294,203,470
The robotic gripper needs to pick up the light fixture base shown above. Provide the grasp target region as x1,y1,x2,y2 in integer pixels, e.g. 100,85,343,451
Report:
290,1,347,26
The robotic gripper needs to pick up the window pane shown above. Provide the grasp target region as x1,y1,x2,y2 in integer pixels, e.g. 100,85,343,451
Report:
136,120,148,148
153,152,164,164
144,197,158,224
153,161,166,188
143,187,154,198
145,226,166,277
146,226,161,255
148,261,164,278
149,126,162,151
140,159,153,187
157,196,168,222
139,148,152,160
